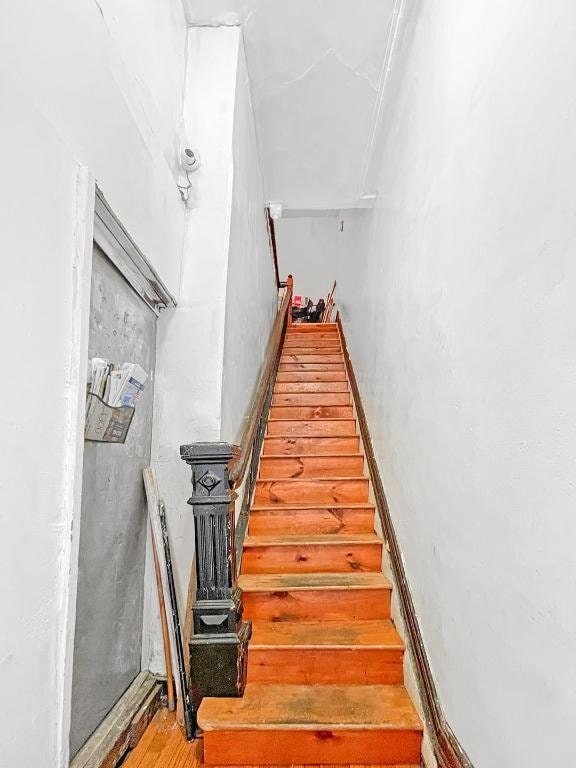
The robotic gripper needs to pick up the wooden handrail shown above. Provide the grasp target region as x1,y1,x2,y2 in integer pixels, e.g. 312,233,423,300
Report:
266,207,281,289
228,275,293,487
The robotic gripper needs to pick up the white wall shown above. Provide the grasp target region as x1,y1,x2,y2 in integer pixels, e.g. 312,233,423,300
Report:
337,2,576,766
0,2,187,765
183,0,400,210
275,211,368,302
221,37,278,443
146,26,276,673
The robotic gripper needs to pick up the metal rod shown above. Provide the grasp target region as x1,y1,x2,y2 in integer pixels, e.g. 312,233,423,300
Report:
158,499,195,739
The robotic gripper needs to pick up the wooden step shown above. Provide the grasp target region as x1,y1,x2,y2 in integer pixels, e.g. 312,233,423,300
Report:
263,435,360,454
241,533,382,574
279,363,346,372
270,405,353,420
284,331,339,340
281,354,344,364
199,683,422,765
272,392,351,406
239,572,392,622
247,620,404,684
284,333,339,341
276,370,348,382
282,336,342,344
287,323,338,332
274,381,349,393
267,419,356,436
259,454,364,478
282,341,342,350
254,477,369,504
248,503,376,535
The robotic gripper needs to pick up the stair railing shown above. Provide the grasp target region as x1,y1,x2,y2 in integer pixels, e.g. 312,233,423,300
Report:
180,275,293,718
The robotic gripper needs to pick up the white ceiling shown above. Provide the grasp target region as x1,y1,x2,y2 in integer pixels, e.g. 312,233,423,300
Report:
184,1,399,211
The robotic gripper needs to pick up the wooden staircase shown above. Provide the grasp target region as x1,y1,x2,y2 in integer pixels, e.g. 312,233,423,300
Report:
198,323,423,766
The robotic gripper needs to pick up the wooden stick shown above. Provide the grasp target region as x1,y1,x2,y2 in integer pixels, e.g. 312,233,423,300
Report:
150,527,176,711
143,468,194,738
158,498,195,740
322,280,337,322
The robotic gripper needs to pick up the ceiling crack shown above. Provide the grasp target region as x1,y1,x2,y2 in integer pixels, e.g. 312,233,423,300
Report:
276,47,378,92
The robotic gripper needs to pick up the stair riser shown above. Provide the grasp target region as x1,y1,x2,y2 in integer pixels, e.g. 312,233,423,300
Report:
254,479,369,504
285,332,339,339
276,370,348,382
279,363,346,372
281,354,344,364
281,346,342,354
242,541,382,574
285,331,339,339
272,392,351,406
242,588,391,622
284,333,340,340
274,381,349,393
263,436,360,454
248,508,375,535
247,648,404,685
267,420,356,436
287,325,338,333
270,405,353,420
202,728,421,766
259,455,363,478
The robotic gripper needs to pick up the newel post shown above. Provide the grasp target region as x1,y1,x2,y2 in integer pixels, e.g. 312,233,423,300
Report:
179,442,251,708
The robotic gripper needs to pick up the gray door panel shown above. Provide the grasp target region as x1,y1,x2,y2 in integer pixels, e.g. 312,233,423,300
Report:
69,244,156,758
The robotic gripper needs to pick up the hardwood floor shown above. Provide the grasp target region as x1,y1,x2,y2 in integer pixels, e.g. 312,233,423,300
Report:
122,709,198,767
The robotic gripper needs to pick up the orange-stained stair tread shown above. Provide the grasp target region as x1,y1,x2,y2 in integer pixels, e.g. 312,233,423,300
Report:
200,685,422,765
122,708,420,768
258,453,364,478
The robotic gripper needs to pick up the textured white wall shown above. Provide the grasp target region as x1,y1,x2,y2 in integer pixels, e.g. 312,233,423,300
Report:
275,212,369,303
147,26,276,673
0,1,187,766
221,36,278,443
338,2,576,766
147,26,239,676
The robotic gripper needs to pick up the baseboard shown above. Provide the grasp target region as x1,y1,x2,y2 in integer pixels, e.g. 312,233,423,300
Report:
70,672,162,768
336,315,474,768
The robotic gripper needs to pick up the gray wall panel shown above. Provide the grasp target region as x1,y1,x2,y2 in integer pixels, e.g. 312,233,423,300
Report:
70,244,156,757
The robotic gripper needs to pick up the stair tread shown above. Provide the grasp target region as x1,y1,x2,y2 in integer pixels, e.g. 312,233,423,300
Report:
251,502,375,510
261,453,364,459
250,620,404,649
268,417,354,421
198,684,421,731
256,476,367,484
239,572,391,591
244,533,381,547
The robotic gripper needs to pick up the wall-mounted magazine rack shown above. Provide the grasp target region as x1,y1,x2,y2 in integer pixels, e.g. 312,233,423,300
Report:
84,393,135,444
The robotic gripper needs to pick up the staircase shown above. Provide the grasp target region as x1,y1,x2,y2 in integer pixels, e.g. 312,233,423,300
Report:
198,323,423,766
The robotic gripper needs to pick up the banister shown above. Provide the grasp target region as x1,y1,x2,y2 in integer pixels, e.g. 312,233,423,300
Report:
228,274,293,488
266,206,282,289
179,274,293,722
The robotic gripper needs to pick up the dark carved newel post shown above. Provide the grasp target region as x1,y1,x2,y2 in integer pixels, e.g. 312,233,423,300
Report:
179,442,251,713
